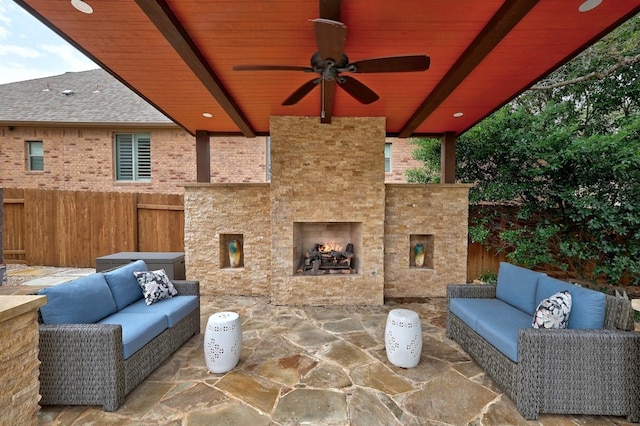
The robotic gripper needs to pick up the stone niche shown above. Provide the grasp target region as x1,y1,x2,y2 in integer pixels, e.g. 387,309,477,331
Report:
184,116,471,305
383,183,472,298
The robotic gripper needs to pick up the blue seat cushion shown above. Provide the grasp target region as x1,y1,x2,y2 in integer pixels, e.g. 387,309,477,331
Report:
98,312,167,359
496,262,545,315
449,298,509,331
38,273,117,324
119,296,199,327
475,306,532,362
535,275,606,329
103,259,147,310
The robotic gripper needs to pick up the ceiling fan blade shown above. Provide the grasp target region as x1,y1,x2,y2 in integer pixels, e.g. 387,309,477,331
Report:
338,76,379,104
312,18,346,63
319,0,342,21
351,55,431,73
282,79,318,106
320,79,336,124
233,65,312,72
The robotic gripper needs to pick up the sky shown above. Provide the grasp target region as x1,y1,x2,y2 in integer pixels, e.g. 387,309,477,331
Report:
0,0,98,85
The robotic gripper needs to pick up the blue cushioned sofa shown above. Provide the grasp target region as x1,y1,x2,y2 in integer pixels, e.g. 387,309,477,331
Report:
447,262,640,422
36,260,200,411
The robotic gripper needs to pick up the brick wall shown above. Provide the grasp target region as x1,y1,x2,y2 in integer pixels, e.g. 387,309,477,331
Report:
0,126,195,193
385,137,423,183
210,137,268,183
0,126,269,193
1,126,419,193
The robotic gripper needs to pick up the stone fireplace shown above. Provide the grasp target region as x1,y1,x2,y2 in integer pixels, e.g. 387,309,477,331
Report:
184,116,471,305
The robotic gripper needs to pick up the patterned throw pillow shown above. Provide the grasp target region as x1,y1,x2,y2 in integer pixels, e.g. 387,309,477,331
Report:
133,269,178,305
532,290,572,329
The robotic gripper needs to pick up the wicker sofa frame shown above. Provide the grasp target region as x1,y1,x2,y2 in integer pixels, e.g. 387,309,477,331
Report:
446,284,640,422
38,280,200,411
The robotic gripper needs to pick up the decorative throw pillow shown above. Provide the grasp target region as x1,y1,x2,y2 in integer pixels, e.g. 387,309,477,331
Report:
532,291,572,329
133,269,178,305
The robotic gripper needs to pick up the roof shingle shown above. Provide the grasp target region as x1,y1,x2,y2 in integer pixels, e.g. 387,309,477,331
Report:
0,69,173,125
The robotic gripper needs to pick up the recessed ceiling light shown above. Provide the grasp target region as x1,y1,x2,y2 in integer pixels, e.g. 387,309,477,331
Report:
202,112,213,118
71,0,93,14
578,0,603,12
453,112,464,118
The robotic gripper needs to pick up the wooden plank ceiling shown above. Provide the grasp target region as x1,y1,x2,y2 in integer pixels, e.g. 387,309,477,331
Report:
16,0,640,137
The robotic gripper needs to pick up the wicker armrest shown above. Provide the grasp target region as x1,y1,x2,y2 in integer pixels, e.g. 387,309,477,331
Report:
171,280,200,296
517,328,640,421
446,284,496,301
38,323,126,410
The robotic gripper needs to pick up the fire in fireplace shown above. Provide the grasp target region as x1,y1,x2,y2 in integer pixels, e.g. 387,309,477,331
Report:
296,242,356,275
292,221,362,276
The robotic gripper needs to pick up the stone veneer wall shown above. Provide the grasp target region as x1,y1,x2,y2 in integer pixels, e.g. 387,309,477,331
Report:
184,183,271,296
384,184,472,298
0,296,47,425
269,116,386,305
183,117,471,304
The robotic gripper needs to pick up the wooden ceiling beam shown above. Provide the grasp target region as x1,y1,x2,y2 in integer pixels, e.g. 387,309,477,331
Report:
399,0,539,138
135,0,256,137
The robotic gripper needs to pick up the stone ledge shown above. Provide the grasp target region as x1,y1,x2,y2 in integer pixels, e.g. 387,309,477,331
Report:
0,295,46,322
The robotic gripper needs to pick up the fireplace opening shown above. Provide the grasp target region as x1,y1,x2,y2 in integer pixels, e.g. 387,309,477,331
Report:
293,222,362,275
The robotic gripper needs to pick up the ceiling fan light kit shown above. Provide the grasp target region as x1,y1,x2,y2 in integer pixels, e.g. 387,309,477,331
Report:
233,0,430,123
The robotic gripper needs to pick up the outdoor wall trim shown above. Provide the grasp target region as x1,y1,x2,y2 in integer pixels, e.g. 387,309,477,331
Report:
385,183,474,189
184,183,270,189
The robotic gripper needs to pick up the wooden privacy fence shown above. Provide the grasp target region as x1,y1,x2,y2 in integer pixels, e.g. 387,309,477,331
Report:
1,188,184,267
2,188,501,280
466,241,508,282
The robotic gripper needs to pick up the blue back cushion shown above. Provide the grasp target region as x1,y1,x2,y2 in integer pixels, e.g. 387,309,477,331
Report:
495,262,544,315
535,275,606,329
38,273,117,324
103,259,147,310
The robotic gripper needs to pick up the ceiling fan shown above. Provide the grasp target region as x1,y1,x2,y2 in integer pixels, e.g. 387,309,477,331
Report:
233,0,430,123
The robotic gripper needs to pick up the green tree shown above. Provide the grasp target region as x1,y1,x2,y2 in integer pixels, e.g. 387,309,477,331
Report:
405,137,440,183
408,14,640,287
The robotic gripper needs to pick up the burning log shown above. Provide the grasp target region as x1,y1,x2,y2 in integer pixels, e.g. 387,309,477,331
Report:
296,243,356,275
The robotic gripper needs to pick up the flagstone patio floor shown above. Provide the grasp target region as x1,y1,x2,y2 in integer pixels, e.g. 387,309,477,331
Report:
1,266,635,425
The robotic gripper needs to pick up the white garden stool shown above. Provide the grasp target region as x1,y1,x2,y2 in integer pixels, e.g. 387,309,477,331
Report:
204,312,242,373
385,308,423,368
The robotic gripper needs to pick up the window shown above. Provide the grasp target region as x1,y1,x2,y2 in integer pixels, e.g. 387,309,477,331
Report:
385,143,392,173
27,141,44,171
115,133,151,181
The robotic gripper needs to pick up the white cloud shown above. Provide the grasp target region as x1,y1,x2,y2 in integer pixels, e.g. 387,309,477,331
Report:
0,63,51,84
0,0,98,84
0,44,41,58
0,3,12,39
40,43,96,71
